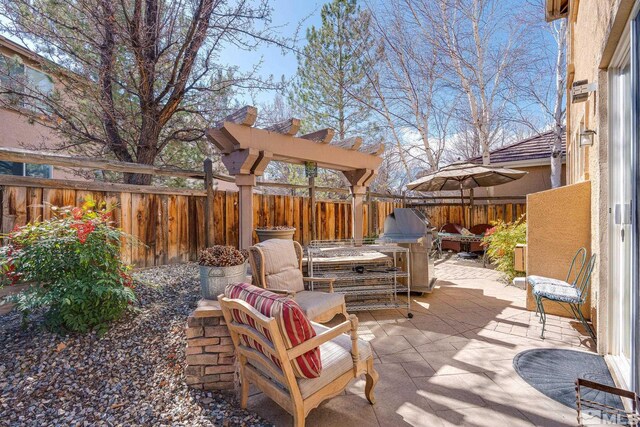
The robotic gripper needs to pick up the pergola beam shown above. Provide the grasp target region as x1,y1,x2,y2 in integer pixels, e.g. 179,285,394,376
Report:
359,143,385,156
214,105,258,128
214,122,382,171
264,118,300,136
332,136,362,151
300,128,335,144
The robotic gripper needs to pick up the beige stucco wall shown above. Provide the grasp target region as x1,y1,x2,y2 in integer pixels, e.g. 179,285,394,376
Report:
473,164,566,199
0,108,82,180
0,40,86,181
566,0,637,353
526,181,592,319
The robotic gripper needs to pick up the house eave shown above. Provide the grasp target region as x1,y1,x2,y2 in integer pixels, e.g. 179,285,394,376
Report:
545,0,569,22
489,157,566,168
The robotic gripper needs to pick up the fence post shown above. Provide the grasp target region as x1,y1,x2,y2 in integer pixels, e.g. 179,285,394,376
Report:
203,159,215,247
309,175,316,242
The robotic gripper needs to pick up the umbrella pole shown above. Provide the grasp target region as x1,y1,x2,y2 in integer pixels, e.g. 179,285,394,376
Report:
469,188,474,228
460,183,465,228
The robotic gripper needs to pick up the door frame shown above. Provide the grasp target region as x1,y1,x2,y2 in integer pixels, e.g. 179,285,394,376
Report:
606,5,640,393
631,9,640,394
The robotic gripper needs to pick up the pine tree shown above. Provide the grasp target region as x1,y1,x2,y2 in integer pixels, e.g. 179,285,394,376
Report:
292,0,378,140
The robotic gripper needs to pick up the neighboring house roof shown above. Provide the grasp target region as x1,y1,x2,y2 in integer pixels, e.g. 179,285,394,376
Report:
468,130,566,167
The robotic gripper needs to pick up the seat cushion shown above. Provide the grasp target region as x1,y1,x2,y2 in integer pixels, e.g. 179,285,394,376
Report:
225,283,322,378
255,239,304,292
527,275,571,288
294,291,345,321
297,322,373,399
532,282,582,303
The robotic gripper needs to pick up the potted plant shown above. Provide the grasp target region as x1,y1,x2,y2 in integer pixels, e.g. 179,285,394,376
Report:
255,226,296,242
198,246,248,299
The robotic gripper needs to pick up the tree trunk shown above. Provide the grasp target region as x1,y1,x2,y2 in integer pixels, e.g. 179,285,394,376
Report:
124,124,161,185
550,19,567,189
123,172,153,185
550,124,564,188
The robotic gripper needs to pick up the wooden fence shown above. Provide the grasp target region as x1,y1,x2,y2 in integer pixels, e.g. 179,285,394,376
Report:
411,202,527,229
0,178,403,267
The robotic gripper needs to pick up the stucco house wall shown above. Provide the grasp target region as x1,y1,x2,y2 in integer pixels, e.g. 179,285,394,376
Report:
473,164,567,200
565,0,637,354
525,181,592,320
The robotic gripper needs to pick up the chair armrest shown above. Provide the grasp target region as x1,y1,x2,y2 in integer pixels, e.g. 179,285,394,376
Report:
269,289,297,297
286,314,358,361
303,276,335,292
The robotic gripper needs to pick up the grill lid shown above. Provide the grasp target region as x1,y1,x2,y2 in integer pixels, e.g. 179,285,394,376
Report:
382,208,431,242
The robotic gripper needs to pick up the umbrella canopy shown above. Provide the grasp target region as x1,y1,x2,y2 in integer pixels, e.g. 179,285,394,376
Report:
406,162,528,229
406,162,528,192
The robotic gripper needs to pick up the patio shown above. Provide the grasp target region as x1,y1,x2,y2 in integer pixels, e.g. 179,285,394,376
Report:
247,255,595,426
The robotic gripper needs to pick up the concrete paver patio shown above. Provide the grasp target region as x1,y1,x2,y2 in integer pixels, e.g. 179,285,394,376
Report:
249,256,595,426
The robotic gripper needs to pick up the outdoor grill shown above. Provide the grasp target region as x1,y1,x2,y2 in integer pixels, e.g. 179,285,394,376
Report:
382,208,437,294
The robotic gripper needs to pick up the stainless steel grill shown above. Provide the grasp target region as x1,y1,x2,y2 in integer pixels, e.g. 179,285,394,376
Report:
382,208,437,294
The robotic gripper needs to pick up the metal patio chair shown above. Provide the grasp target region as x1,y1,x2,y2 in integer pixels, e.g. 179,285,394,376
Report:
532,251,596,341
527,247,587,316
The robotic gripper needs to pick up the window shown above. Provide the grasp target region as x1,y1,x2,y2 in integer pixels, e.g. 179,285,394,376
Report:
0,161,52,178
0,53,54,113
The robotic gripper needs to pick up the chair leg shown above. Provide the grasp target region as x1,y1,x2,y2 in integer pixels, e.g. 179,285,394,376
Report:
536,296,547,339
342,304,349,321
293,405,306,427
239,366,249,409
364,357,379,405
572,303,597,341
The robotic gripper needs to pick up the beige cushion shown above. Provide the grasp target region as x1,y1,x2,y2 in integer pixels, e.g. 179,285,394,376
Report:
294,291,345,321
297,322,373,399
256,239,304,292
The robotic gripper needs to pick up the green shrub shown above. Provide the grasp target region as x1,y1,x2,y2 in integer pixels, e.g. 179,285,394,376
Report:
482,216,526,281
0,197,136,333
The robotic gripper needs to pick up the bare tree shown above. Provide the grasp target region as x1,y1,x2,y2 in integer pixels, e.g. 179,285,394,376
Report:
509,7,567,188
362,1,446,179
395,0,529,165
0,0,279,184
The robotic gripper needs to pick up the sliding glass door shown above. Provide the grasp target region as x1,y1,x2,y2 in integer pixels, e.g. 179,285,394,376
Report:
608,8,639,392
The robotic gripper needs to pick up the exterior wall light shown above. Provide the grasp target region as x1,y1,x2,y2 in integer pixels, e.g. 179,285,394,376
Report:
580,129,596,147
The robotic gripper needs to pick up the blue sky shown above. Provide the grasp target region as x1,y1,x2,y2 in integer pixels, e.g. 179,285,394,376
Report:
220,0,324,103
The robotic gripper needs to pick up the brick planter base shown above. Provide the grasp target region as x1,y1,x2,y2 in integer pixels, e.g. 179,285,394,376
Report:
185,299,236,391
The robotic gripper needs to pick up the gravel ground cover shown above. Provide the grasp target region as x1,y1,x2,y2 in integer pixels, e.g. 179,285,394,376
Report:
0,263,271,427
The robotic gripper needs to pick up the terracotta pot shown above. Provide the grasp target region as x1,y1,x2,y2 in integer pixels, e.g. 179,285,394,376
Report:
255,228,295,242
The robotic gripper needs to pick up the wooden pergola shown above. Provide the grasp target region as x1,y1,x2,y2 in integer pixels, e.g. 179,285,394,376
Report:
206,105,384,249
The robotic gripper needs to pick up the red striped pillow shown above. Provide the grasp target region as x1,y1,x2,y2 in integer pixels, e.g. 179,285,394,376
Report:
225,282,322,379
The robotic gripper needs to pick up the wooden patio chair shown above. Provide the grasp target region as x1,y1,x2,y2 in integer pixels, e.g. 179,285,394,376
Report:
576,378,640,426
218,284,378,427
248,239,347,323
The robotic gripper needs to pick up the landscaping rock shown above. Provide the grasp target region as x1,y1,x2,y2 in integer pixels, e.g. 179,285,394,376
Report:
0,263,271,427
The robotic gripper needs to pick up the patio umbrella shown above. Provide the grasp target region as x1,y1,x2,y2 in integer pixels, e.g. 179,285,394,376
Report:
406,162,527,227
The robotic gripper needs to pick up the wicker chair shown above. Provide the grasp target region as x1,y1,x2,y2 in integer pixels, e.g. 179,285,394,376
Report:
248,239,347,323
218,291,378,427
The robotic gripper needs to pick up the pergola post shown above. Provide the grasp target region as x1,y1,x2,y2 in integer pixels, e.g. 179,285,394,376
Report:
342,168,376,243
236,174,256,250
351,185,367,242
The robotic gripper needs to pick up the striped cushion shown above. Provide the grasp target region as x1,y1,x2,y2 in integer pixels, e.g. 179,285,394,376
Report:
225,282,322,379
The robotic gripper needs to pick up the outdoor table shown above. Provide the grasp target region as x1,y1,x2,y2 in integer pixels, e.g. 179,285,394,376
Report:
437,232,488,267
